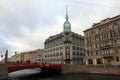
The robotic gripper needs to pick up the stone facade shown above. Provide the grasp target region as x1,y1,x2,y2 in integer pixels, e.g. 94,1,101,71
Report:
21,51,35,63
84,15,120,65
9,53,21,63
61,64,120,75
44,32,85,64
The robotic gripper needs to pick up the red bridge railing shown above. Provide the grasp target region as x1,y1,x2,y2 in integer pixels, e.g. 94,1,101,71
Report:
8,63,41,73
8,63,62,73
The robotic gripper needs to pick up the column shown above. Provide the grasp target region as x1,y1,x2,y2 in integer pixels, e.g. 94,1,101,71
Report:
93,58,97,65
86,58,88,65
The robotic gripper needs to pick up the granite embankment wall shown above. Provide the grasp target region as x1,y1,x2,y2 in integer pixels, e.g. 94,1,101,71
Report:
0,64,8,79
61,64,120,75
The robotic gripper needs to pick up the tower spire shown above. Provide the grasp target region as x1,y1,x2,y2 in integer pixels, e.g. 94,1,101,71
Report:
63,5,71,32
66,5,68,21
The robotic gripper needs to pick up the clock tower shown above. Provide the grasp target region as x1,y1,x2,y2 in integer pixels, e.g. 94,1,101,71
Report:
63,6,71,32
44,5,85,64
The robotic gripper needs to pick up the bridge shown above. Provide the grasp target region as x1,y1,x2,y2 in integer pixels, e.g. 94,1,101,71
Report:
40,63,61,74
8,63,62,73
2,63,120,78
1,50,62,74
8,63,41,73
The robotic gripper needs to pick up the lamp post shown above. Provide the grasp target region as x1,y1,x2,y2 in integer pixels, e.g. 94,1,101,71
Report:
0,50,8,64
5,50,8,64
1,55,3,58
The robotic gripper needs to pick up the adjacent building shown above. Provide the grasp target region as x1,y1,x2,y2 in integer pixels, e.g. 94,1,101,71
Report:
44,6,85,64
84,15,120,65
34,49,44,63
9,53,21,63
21,51,35,63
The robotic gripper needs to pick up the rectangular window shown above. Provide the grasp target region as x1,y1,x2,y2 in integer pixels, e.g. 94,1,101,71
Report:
96,51,98,55
116,57,119,61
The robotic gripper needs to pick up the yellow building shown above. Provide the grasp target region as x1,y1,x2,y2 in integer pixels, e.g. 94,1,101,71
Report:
84,15,120,65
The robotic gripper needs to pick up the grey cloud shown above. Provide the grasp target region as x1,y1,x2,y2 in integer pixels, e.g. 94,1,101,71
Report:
0,0,120,60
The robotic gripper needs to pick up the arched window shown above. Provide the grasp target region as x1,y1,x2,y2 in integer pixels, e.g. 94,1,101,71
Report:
88,58,93,64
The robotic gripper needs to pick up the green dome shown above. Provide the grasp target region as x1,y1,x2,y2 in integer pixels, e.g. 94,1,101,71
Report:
63,21,71,32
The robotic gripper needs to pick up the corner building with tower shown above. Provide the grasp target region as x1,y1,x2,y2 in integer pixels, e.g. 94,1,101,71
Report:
44,7,85,64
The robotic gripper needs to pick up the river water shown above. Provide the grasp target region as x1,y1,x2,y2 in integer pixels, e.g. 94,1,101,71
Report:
8,71,120,80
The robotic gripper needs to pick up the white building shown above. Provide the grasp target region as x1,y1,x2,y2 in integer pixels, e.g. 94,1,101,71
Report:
9,53,21,63
34,49,44,63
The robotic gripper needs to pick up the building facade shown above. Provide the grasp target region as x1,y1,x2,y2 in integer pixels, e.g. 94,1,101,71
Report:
34,49,44,63
84,15,120,65
44,6,85,64
21,51,35,63
9,54,21,63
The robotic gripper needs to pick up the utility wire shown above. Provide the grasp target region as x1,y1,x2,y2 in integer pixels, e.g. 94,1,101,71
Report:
59,0,120,10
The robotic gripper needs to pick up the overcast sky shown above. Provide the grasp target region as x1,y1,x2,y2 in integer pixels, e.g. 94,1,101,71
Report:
0,0,120,60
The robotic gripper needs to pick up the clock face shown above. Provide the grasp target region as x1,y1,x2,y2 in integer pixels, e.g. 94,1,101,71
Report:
63,21,71,32
64,22,70,28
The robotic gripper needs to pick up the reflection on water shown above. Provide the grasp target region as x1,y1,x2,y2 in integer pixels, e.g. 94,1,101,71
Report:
8,68,40,79
9,72,120,80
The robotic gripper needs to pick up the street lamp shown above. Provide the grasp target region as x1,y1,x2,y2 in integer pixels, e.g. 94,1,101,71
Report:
1,55,3,58
5,50,8,63
0,50,8,64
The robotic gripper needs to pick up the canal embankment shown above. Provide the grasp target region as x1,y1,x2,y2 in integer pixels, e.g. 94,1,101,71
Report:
61,64,120,75
0,64,8,79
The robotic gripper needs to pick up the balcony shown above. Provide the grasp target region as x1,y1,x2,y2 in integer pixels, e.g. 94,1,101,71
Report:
100,45,112,50
103,55,113,59
64,40,72,44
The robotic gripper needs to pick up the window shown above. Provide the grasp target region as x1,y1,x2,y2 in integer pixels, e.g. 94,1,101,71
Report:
110,33,113,37
95,44,97,48
60,52,63,55
115,48,118,53
73,46,75,49
77,47,79,50
73,52,75,55
96,51,98,55
116,57,119,61
87,52,89,56
114,40,117,45
114,22,117,25
112,24,114,29
119,23,120,28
